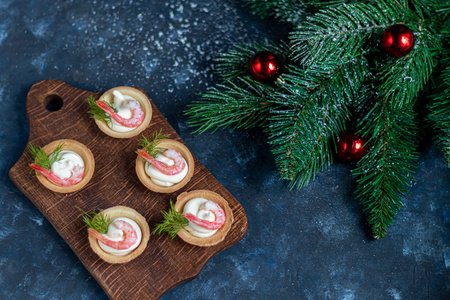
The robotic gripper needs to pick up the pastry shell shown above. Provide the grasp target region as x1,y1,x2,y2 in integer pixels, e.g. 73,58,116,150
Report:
35,139,94,193
94,86,152,139
174,190,233,247
88,206,150,264
136,139,194,193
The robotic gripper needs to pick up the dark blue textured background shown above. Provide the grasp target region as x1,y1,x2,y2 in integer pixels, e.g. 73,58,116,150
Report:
1,0,449,299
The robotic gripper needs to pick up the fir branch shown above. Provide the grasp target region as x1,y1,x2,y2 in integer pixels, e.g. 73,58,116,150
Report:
28,142,64,170
138,130,169,157
185,77,278,133
86,95,116,125
409,0,449,18
268,60,366,188
186,0,449,239
153,200,189,239
352,91,419,239
290,2,402,65
77,207,112,234
290,1,442,108
216,42,290,82
186,42,289,134
378,25,441,108
427,38,450,166
267,106,334,188
280,58,370,99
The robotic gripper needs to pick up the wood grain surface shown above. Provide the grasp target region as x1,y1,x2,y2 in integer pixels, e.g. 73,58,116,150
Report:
8,80,248,300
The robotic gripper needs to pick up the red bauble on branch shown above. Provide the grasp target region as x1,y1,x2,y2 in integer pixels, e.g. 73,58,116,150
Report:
336,132,368,162
381,24,415,58
249,51,282,83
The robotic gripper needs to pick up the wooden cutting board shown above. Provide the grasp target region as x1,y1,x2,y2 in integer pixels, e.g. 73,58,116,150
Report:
8,80,248,299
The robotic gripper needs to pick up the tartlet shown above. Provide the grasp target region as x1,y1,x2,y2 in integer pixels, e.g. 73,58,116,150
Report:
88,206,150,264
34,139,94,193
174,190,233,247
94,86,152,139
136,139,194,193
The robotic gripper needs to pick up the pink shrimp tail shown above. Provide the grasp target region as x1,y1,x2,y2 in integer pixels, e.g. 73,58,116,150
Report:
88,228,109,244
183,213,224,230
137,148,185,175
30,163,62,184
88,220,137,250
29,163,83,186
96,100,144,128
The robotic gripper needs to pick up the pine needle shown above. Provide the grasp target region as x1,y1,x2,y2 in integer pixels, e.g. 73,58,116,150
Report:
138,130,169,157
153,200,189,239
86,95,116,125
28,142,64,170
77,207,111,234
352,92,419,239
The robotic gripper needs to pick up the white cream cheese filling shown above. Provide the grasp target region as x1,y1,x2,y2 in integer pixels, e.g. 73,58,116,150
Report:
144,151,188,187
107,90,141,132
98,217,142,256
50,150,84,179
183,197,218,238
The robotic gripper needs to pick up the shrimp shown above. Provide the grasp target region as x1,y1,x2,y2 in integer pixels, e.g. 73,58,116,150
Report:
95,96,144,128
88,220,137,250
29,163,84,186
137,148,185,176
183,201,226,230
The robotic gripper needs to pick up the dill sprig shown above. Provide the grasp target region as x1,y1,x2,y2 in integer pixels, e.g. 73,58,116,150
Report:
76,207,112,234
138,129,169,157
86,94,117,125
28,142,64,170
153,200,189,239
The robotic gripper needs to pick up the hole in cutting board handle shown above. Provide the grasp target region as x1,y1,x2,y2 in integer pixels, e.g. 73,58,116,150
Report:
44,94,64,111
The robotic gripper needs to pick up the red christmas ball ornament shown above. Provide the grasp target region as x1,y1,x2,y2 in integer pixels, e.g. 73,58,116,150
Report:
249,51,282,83
336,132,368,162
381,24,414,58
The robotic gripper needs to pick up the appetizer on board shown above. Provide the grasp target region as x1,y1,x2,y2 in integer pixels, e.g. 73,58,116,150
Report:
28,139,94,193
87,86,152,139
81,206,150,264
136,131,194,193
154,190,233,247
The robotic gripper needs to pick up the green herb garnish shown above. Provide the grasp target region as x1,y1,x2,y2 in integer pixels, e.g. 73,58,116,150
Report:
28,142,64,170
77,207,112,234
153,200,188,239
138,129,169,157
86,95,117,125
